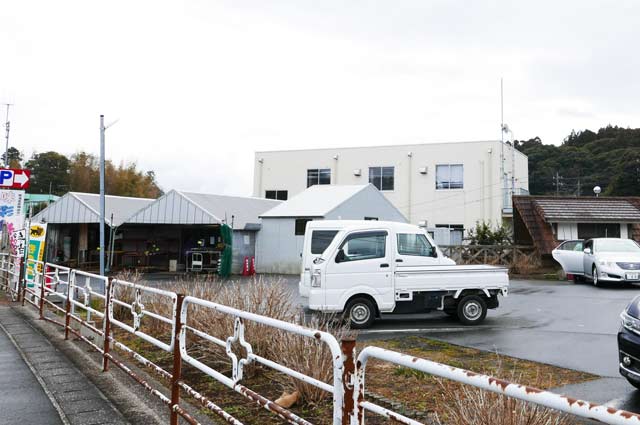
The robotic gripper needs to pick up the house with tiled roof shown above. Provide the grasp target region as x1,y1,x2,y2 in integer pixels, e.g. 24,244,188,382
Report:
513,196,640,256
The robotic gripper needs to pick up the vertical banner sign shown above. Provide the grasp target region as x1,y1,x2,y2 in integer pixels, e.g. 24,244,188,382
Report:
26,223,47,285
0,189,25,254
9,228,26,257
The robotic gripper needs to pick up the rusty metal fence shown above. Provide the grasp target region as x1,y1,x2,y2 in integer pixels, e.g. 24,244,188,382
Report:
2,259,640,425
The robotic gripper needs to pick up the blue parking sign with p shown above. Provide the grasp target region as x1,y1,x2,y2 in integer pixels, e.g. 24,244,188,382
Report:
0,170,12,185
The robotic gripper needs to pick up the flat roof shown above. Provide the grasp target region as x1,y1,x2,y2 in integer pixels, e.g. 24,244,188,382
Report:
255,140,528,160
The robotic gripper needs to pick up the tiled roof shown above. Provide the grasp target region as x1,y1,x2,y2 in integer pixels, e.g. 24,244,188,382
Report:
534,198,640,222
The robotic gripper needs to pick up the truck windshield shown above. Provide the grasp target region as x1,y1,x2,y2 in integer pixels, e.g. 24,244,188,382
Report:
397,233,433,256
596,239,640,253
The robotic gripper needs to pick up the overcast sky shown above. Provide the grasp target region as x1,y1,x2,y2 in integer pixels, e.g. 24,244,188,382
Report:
2,1,639,196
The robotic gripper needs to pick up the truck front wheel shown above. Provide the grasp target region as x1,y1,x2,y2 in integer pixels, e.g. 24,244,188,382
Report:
457,295,487,325
345,298,376,329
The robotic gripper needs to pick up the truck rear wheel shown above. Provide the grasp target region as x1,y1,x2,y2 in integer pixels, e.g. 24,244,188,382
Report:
345,298,376,329
457,295,487,325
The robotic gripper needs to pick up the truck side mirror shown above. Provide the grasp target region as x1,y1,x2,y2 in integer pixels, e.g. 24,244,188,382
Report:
335,249,346,263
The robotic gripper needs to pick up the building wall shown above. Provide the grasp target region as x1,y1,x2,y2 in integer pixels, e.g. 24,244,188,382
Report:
253,141,528,232
555,222,631,241
255,218,304,274
232,230,257,274
326,186,408,223
556,223,578,240
256,189,409,274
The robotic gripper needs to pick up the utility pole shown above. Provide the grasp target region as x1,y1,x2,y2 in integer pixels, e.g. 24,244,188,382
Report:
3,103,12,168
98,115,119,277
100,115,106,276
553,172,563,196
500,78,504,198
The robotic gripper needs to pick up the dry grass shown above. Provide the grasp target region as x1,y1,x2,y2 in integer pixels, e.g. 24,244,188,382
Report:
435,364,574,425
511,254,541,275
131,274,353,404
436,382,572,425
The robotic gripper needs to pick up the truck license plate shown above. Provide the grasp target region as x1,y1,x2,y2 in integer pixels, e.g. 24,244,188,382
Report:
627,273,639,281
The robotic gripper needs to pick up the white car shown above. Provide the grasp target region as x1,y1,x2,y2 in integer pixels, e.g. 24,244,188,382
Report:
553,238,640,286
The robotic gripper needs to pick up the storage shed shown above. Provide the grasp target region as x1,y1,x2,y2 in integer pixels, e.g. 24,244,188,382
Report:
31,192,154,267
256,184,407,274
125,190,281,273
513,195,640,255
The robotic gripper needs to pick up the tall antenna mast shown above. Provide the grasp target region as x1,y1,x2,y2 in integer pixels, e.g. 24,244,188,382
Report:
3,103,12,168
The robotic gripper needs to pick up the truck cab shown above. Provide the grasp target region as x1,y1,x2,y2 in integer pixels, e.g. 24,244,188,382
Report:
305,221,509,328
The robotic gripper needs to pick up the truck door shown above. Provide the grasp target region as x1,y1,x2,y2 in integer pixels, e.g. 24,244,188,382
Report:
395,233,440,268
300,229,339,297
324,230,394,311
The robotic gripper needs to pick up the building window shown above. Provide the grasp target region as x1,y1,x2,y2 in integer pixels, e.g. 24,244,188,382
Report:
436,164,464,189
577,223,621,239
337,231,387,262
364,216,378,221
307,169,331,187
369,166,394,191
310,230,339,254
295,218,313,236
265,190,288,200
436,224,464,245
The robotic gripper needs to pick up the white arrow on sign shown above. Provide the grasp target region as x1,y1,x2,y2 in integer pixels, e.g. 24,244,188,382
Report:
14,172,29,187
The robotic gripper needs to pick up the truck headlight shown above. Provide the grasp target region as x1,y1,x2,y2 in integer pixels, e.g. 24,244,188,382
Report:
621,311,640,334
311,270,321,287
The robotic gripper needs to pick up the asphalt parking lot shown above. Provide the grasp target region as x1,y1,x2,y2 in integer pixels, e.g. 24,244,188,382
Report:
281,275,640,413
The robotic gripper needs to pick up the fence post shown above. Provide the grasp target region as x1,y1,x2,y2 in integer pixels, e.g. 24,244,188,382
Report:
341,337,356,425
65,271,74,341
21,260,26,307
170,293,185,425
17,257,24,303
102,277,113,372
39,267,45,319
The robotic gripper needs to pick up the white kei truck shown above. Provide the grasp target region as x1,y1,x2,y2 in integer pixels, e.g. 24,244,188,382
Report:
299,221,509,329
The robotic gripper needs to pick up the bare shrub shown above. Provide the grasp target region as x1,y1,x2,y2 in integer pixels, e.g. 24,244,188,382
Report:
273,312,355,404
140,274,355,404
435,365,574,425
511,253,541,275
111,271,140,321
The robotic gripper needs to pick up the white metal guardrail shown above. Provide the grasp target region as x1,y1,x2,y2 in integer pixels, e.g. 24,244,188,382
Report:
2,259,640,425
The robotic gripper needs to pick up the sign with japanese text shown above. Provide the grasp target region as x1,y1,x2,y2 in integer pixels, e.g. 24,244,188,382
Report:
26,223,47,284
0,190,25,254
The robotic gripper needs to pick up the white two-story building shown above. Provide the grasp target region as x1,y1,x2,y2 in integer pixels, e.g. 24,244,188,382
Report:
253,140,528,243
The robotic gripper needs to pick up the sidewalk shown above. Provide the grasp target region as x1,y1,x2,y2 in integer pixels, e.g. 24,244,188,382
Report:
0,299,129,425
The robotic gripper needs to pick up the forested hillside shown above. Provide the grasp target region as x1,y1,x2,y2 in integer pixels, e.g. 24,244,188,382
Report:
4,148,163,199
516,126,640,196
